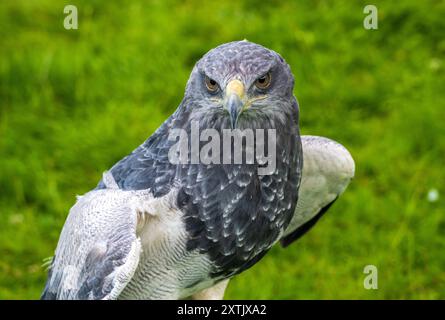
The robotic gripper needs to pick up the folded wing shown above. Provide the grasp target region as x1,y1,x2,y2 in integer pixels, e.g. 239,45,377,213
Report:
41,173,155,300
281,136,355,247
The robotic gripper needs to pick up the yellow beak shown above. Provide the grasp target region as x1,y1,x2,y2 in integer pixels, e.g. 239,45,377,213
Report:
225,80,245,129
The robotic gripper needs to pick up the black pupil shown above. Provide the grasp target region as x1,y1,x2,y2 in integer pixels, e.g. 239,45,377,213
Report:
209,79,216,86
258,77,266,83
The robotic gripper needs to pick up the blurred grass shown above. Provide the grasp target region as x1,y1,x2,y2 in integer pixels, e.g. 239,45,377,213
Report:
0,0,444,299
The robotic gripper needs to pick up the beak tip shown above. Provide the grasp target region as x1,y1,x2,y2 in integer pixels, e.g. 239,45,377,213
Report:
226,93,243,130
229,100,240,129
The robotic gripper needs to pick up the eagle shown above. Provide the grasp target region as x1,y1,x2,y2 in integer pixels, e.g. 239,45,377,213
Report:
41,41,354,300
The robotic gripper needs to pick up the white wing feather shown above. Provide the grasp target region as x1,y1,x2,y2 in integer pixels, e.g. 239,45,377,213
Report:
42,172,163,300
282,135,355,240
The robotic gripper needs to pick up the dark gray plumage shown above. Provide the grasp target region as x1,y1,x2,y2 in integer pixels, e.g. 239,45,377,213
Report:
42,40,302,300
200,135,355,298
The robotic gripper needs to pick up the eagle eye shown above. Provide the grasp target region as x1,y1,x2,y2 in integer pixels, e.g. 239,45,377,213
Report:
255,72,272,90
204,76,219,93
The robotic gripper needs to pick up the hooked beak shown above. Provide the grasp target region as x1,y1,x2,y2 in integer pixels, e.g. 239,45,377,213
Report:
224,79,245,129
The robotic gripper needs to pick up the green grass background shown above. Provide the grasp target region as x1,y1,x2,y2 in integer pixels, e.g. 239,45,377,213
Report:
0,0,444,299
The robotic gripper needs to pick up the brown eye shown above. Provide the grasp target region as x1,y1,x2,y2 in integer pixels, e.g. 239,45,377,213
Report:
205,76,219,93
255,72,272,90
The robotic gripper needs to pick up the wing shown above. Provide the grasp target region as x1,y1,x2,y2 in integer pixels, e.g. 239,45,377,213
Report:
41,173,157,300
280,136,355,247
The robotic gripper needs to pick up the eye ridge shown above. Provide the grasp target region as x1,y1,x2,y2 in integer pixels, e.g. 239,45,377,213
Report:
204,75,219,93
255,72,272,90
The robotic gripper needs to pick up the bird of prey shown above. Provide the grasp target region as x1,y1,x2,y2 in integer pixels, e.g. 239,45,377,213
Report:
41,40,354,300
